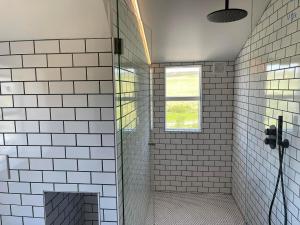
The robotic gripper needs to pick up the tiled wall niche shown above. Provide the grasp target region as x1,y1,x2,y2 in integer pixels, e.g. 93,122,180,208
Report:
0,38,118,225
233,0,300,224
151,61,234,193
45,192,98,225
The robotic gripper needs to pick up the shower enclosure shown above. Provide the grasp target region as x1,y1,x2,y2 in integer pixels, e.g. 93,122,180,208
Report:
112,0,300,225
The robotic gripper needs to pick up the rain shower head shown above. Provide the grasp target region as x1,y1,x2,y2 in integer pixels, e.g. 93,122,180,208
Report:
207,0,248,23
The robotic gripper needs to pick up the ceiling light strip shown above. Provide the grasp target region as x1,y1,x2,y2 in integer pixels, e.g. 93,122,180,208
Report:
131,0,151,65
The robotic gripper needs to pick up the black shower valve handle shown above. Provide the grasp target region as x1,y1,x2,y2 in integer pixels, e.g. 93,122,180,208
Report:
264,125,277,149
265,128,276,136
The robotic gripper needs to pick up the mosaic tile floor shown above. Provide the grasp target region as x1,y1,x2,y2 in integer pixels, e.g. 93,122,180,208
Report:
151,192,245,225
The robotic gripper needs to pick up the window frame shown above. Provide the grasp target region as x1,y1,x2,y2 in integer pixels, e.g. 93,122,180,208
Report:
164,65,202,132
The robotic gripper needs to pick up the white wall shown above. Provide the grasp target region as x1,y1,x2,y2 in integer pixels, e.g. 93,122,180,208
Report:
0,0,111,41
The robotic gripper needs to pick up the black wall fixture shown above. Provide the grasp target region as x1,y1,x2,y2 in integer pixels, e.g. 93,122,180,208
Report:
265,116,289,225
207,0,248,23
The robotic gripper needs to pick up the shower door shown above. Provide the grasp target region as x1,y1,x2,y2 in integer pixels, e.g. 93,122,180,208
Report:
113,0,154,224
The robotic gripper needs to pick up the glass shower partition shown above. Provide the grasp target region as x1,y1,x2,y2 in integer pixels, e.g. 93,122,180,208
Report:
112,0,154,225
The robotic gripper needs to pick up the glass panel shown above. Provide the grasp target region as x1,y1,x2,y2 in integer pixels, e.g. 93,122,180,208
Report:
166,101,200,131
166,67,201,97
113,0,154,225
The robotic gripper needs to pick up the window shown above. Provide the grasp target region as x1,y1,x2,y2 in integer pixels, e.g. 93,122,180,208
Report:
165,66,202,132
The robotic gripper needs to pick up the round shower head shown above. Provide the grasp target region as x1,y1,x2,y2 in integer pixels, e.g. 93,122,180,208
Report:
207,0,248,23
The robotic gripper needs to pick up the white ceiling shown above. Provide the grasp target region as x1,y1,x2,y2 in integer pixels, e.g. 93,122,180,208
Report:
0,0,111,41
138,0,270,62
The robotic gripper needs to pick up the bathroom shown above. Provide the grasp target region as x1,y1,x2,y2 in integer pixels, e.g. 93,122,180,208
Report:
0,0,299,225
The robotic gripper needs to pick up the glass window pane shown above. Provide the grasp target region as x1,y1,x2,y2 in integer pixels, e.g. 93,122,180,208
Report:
166,67,200,97
166,101,200,130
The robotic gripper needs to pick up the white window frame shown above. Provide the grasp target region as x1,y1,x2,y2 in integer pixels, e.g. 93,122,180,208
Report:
164,65,202,132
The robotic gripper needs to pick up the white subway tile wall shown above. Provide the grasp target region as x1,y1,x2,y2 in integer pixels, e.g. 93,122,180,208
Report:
233,0,300,224
0,38,117,225
151,62,234,193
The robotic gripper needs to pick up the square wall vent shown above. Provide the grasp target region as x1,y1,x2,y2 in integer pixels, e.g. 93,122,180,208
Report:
213,62,226,74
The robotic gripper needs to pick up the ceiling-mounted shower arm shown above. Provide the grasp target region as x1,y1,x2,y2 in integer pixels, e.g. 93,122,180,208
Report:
225,0,229,9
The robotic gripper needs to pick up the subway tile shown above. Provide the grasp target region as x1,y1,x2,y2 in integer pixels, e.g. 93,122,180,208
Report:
92,173,115,184
0,96,13,107
73,53,98,66
87,67,112,80
24,82,49,94
67,172,90,183
48,54,72,67
64,121,89,133
89,121,114,133
103,160,115,172
38,95,62,107
28,134,51,145
23,217,45,225
90,147,115,159
77,134,101,146
1,216,23,225
66,147,90,159
0,69,11,81
21,194,44,206
101,134,114,147
30,159,53,170
42,146,65,158
20,171,42,182
8,182,31,194
76,108,100,120
40,121,64,133
0,121,15,132
23,55,47,67
2,108,26,120
11,205,33,217
51,108,75,120
61,67,86,80
18,146,41,158
88,95,113,107
78,160,102,171
9,158,29,170
52,134,76,146
14,95,37,107
36,68,61,81
54,184,77,192
63,95,87,107
4,134,27,145
16,121,39,133
101,108,114,120
49,82,73,94
60,39,85,53
86,39,111,52
26,108,50,120
99,53,112,66
35,40,59,53
0,42,10,55
10,41,34,54
100,81,113,94
12,68,36,81
31,183,54,194
1,82,24,94
54,159,77,171
74,81,99,94
43,171,66,183
0,55,22,68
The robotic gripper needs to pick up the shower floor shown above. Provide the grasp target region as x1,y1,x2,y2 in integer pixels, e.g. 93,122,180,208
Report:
151,192,245,225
